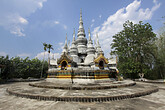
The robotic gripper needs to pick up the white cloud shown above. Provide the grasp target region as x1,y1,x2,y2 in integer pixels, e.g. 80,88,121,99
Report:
99,15,102,19
54,21,60,24
19,17,28,24
92,26,100,35
92,0,160,57
92,19,95,22
63,25,67,30
38,1,44,8
58,42,64,46
35,51,60,60
91,19,95,28
0,0,47,37
17,53,31,57
36,51,49,60
10,26,26,37
91,24,94,27
42,20,67,30
0,52,7,56
58,42,64,51
54,53,60,59
91,19,95,27
42,20,60,27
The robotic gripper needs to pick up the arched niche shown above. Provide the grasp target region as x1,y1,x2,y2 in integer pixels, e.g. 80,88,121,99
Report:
61,61,68,70
99,60,104,69
81,59,84,63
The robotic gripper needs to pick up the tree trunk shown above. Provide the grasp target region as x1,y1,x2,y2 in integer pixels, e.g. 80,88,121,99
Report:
41,51,45,78
48,52,50,69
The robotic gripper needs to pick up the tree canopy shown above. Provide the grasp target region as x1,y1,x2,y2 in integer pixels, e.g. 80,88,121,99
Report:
0,56,48,79
111,21,156,79
152,24,165,79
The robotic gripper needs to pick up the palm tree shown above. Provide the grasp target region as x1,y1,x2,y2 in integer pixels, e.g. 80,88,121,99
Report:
41,43,48,78
47,44,54,68
43,43,48,53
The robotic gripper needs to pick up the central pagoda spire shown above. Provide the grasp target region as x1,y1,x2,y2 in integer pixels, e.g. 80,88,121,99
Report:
77,9,85,37
75,9,87,62
80,9,83,23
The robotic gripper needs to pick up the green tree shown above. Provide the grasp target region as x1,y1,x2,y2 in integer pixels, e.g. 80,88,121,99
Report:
111,21,156,79
47,44,54,68
153,24,165,79
41,43,48,78
0,56,48,79
0,55,13,79
11,56,23,78
47,44,53,54
43,43,48,59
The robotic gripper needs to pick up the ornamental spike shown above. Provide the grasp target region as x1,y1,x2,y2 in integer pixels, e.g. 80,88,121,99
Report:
88,28,91,41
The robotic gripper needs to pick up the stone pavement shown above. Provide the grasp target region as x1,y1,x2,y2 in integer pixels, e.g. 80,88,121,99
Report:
29,79,136,90
7,81,156,98
0,81,165,110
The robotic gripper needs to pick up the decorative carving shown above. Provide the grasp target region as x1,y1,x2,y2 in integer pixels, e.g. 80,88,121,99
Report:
57,52,73,64
94,54,109,64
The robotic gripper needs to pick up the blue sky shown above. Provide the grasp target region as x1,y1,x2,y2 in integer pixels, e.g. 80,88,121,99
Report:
0,0,164,59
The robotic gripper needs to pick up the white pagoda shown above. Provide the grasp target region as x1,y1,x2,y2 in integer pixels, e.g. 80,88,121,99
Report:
48,10,117,79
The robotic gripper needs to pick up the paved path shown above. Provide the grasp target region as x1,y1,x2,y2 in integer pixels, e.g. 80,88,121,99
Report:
0,81,165,110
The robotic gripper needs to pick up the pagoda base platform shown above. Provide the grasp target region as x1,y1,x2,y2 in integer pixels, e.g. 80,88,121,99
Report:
6,80,158,102
47,69,117,79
